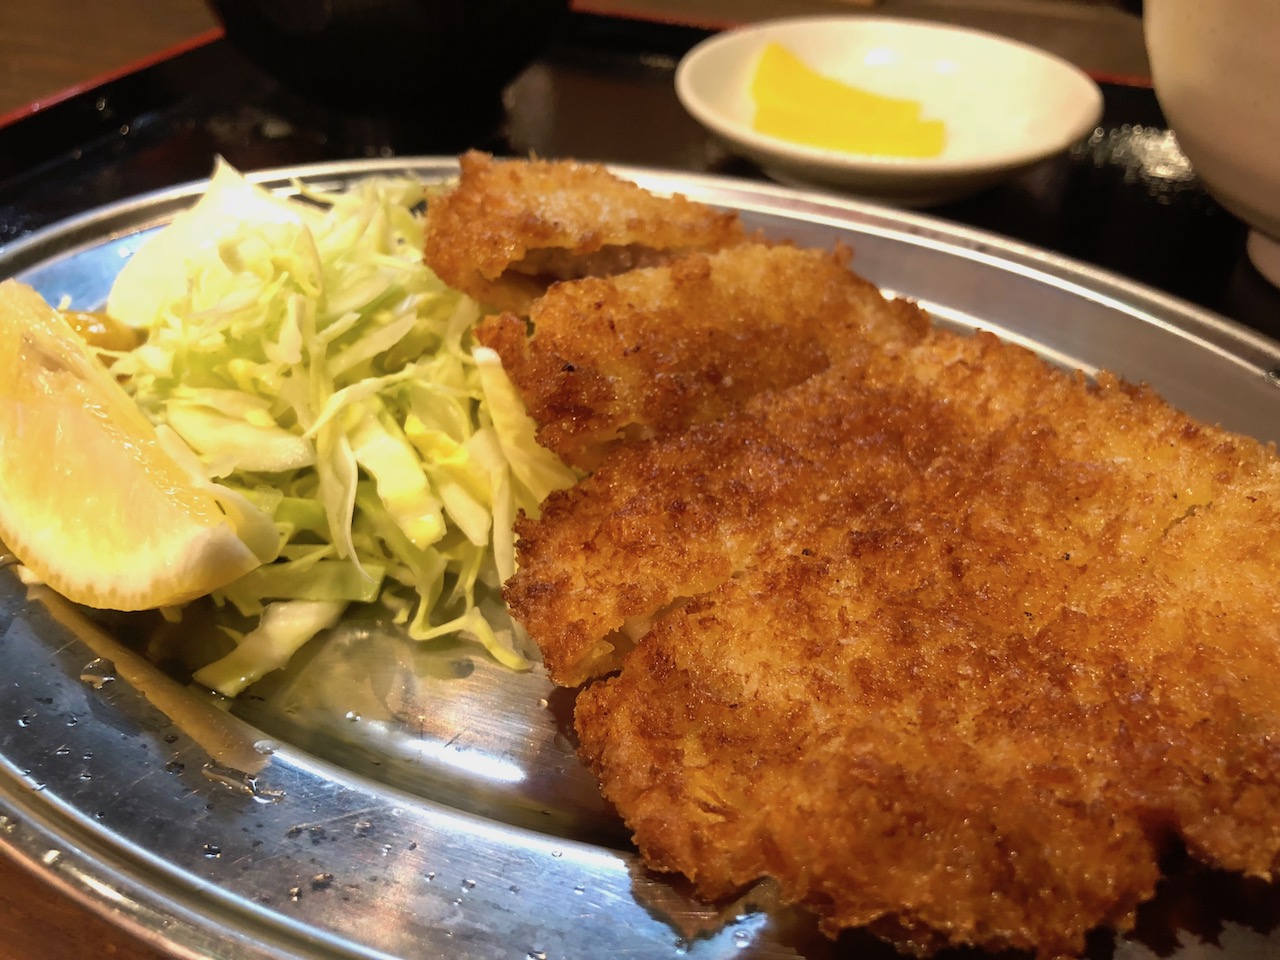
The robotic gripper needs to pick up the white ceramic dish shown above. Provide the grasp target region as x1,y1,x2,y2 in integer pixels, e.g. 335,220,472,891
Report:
675,16,1105,206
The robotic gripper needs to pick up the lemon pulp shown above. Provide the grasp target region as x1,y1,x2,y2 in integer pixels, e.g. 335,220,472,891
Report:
751,42,946,158
0,279,260,610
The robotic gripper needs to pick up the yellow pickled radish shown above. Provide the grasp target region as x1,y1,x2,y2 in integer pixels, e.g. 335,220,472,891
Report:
751,42,947,158
0,279,260,610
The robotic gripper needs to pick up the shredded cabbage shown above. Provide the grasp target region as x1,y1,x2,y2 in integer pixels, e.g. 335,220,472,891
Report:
106,160,578,697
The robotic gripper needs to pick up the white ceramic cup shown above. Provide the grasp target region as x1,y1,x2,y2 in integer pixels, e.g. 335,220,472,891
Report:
1144,0,1280,285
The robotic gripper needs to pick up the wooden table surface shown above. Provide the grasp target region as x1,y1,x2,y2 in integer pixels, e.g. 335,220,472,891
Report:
0,859,171,960
0,0,216,118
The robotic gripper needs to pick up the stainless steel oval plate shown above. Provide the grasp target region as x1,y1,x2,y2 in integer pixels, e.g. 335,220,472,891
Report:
1,158,1278,960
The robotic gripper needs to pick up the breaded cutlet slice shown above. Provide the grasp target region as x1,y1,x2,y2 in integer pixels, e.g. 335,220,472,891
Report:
508,327,1280,690
423,151,744,314
476,243,928,469
564,332,1280,957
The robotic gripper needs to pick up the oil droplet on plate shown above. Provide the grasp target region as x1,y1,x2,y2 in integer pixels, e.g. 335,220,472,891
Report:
79,658,117,690
202,761,284,804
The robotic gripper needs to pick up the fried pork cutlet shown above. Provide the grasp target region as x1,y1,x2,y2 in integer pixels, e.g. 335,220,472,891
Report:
508,329,1280,957
476,243,928,469
423,151,744,314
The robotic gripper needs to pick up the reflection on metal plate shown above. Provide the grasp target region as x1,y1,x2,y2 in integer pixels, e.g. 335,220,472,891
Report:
1,158,1279,960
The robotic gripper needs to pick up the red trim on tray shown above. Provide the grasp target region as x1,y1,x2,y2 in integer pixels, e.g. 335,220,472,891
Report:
1086,69,1153,89
0,26,226,130
570,0,742,32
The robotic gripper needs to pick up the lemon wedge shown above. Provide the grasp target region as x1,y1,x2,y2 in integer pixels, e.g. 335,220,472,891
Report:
0,279,261,610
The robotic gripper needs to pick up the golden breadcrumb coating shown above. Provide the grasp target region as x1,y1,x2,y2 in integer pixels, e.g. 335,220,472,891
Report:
512,329,1280,956
476,243,928,469
423,151,744,314
460,155,1280,958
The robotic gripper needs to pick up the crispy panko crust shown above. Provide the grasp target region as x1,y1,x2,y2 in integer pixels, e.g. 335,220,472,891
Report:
423,151,744,314
511,328,1280,956
476,243,928,468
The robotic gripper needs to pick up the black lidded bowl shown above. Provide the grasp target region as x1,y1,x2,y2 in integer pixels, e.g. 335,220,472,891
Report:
206,0,570,119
